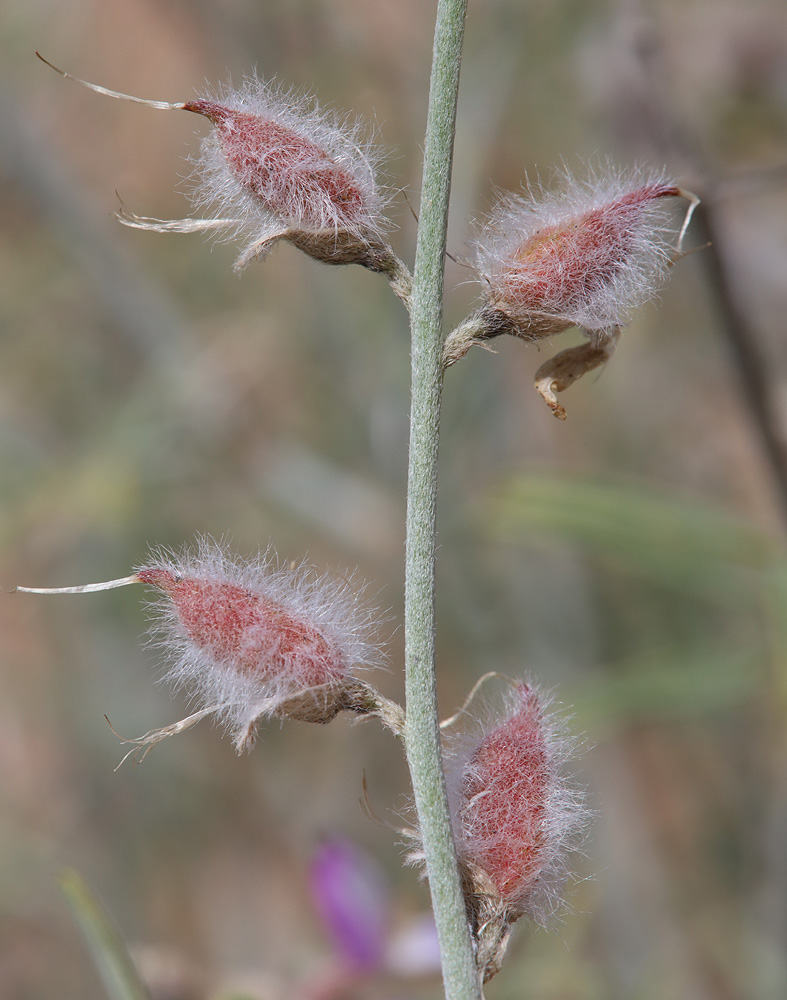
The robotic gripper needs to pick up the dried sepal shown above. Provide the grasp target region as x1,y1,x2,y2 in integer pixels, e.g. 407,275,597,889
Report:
457,859,516,983
108,706,217,769
112,675,402,762
16,575,139,595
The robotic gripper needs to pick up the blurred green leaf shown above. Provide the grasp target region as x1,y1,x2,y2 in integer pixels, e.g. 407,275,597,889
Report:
59,869,149,1000
215,994,263,1000
566,644,759,733
488,474,783,600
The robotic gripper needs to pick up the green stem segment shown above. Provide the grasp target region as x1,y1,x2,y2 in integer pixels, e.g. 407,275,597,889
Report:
404,3,481,999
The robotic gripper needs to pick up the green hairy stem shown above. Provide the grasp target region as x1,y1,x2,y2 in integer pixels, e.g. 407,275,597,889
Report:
404,2,482,999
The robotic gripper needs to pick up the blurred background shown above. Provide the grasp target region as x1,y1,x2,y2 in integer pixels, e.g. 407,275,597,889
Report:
2,0,787,997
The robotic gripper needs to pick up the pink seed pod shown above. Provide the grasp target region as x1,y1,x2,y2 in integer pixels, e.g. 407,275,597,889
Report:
18,539,397,752
475,167,693,336
444,681,587,976
182,86,387,259
443,165,698,417
36,54,409,292
138,540,389,744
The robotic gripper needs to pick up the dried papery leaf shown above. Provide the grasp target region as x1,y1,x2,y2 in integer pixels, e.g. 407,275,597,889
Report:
533,331,620,420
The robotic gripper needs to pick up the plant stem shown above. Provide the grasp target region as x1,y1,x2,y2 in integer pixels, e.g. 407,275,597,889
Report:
404,3,481,1000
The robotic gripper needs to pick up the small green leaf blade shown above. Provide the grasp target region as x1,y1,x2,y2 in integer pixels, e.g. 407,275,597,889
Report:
59,868,150,1000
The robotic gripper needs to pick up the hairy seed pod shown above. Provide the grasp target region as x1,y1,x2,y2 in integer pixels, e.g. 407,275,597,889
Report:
475,168,692,337
36,54,410,293
444,681,588,979
443,165,698,417
17,538,399,753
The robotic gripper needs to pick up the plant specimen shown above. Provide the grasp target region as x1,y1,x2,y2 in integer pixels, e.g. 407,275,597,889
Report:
24,5,697,996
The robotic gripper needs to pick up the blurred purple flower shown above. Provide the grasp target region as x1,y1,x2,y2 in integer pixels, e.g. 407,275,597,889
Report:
384,911,441,977
309,839,389,972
